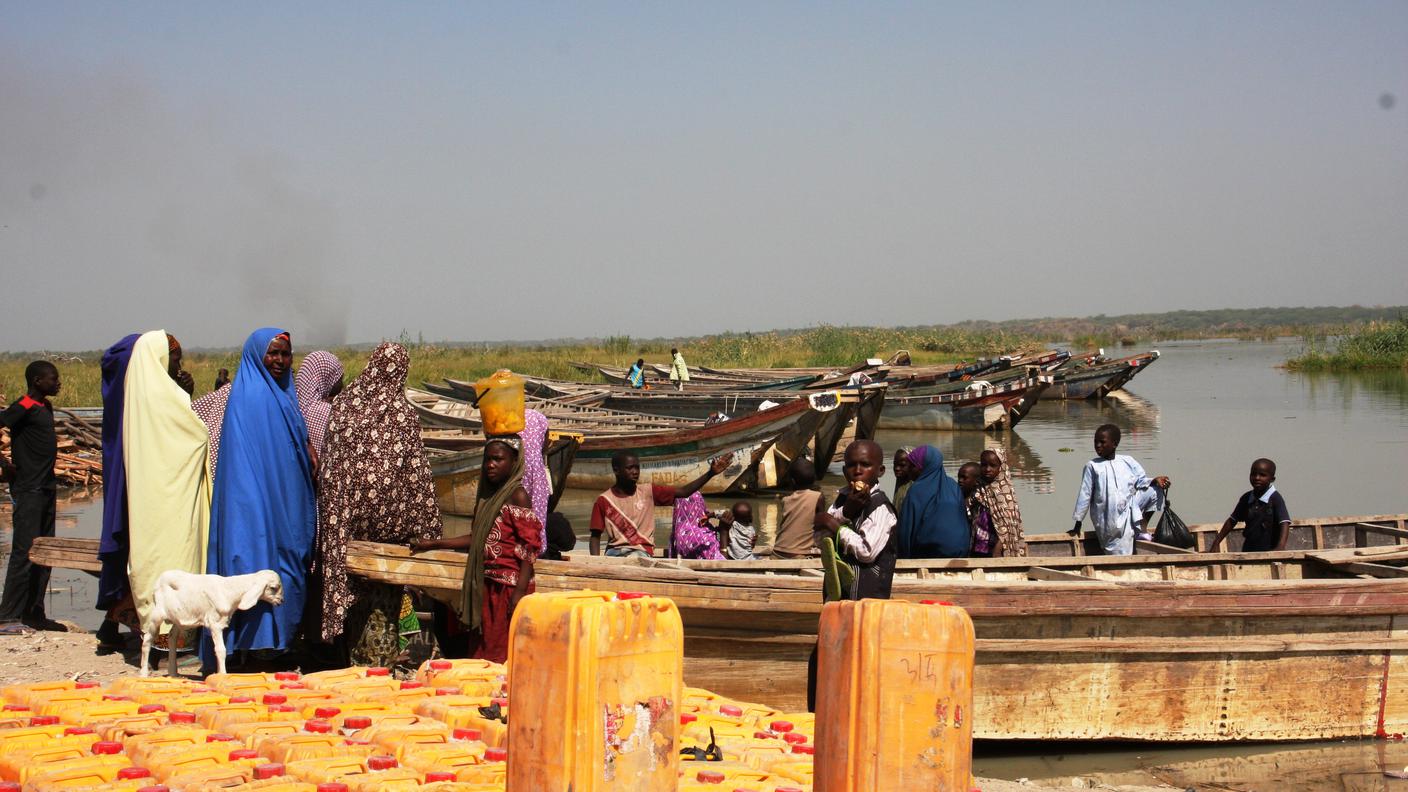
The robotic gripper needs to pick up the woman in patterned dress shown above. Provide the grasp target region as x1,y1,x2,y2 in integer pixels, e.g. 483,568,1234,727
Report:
413,438,543,663
311,342,442,665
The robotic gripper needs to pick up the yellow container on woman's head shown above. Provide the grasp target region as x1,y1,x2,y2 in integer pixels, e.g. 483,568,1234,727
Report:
475,370,525,436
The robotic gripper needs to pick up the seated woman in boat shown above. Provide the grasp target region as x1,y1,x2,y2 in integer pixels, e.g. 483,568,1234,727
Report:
958,462,995,558
412,438,541,663
896,446,970,559
589,451,733,557
671,491,725,560
976,448,1028,557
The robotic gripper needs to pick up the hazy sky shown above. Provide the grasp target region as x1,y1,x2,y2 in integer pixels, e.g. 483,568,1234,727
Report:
2,2,1405,351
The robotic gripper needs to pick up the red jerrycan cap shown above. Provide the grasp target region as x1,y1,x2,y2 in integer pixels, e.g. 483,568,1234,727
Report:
429,659,453,671
718,704,743,717
28,715,59,726
92,741,124,754
0,784,18,792
753,730,775,739
484,747,507,762
314,706,341,719
399,681,423,690
274,671,301,681
365,667,390,677
168,712,196,724
206,733,236,742
253,763,286,779
791,744,815,754
680,713,698,725
920,599,954,606
117,767,152,780
434,687,457,696
103,694,132,701
138,704,166,714
782,732,808,745
769,720,793,732
267,704,295,714
316,785,349,792
1,704,27,711
696,769,726,783
343,716,372,730
137,787,170,792
452,727,482,741
261,693,288,705
424,772,456,782
616,591,649,600
63,726,95,735
280,682,308,690
229,749,259,760
74,681,101,689
228,696,254,704
367,755,398,770
304,719,332,733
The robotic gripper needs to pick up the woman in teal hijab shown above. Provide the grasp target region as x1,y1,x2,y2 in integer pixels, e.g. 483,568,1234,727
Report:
897,445,970,558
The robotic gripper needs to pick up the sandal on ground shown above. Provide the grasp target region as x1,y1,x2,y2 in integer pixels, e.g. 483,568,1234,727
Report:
0,622,35,636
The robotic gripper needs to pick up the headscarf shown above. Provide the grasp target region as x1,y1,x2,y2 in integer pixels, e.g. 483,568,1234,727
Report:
123,330,212,626
97,333,140,610
202,328,316,661
897,445,970,558
671,492,725,560
315,342,442,642
294,351,343,455
976,448,1028,557
192,383,231,478
462,438,525,630
519,408,551,534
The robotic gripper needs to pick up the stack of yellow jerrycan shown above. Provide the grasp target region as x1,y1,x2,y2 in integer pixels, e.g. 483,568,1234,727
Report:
0,595,974,791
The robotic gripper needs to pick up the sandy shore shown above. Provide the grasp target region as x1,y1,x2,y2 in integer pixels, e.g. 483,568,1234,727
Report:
0,628,1178,792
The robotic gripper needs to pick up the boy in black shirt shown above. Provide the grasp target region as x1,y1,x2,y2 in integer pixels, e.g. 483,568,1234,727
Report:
1210,458,1291,553
0,360,63,632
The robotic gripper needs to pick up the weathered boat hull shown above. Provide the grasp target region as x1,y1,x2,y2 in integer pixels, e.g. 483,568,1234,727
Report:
1039,351,1160,400
340,517,1408,742
877,377,1050,430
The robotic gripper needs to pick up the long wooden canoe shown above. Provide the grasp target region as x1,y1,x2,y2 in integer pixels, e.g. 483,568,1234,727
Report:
877,376,1051,430
340,513,1408,743
1038,351,1161,400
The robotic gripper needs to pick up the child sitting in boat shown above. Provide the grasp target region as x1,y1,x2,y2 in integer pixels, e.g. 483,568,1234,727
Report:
1209,458,1291,553
773,458,825,559
722,501,758,560
1069,424,1171,555
589,451,733,557
958,462,995,558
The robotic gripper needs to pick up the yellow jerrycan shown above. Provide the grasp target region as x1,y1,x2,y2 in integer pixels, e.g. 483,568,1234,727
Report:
474,370,526,436
813,599,974,791
506,590,683,791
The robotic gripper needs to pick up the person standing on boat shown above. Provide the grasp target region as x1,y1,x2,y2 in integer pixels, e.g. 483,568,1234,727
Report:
1069,424,1170,555
668,348,690,391
589,450,732,557
626,359,647,389
0,361,63,634
1209,458,1291,553
200,328,316,671
773,457,825,559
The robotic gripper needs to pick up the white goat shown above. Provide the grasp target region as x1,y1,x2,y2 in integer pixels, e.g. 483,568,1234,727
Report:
141,569,283,677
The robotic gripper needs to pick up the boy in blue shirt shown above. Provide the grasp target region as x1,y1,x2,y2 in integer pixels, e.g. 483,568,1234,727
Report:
1210,458,1291,553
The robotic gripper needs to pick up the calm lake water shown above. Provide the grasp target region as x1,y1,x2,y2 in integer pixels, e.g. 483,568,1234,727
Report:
5,337,1406,789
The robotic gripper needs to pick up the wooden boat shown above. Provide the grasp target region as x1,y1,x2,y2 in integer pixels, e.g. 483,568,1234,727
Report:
406,388,695,433
338,513,1408,743
422,395,840,494
877,375,1051,430
1037,351,1160,400
428,431,580,516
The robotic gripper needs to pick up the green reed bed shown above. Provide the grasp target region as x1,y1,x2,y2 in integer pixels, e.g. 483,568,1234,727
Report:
1287,320,1408,372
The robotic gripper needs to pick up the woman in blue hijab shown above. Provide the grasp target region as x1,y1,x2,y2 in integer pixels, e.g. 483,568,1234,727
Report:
202,328,316,667
897,445,971,558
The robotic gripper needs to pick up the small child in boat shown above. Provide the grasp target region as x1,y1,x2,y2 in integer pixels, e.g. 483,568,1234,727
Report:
958,462,995,558
723,501,758,560
1209,458,1291,552
1069,424,1170,555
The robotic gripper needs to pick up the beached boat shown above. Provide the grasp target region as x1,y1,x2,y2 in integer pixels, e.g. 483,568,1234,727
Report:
428,432,580,516
877,375,1051,430
421,394,843,494
1037,351,1161,400
338,513,1408,743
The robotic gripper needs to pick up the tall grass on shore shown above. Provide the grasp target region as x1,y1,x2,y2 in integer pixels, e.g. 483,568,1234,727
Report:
0,326,1035,408
1287,320,1408,372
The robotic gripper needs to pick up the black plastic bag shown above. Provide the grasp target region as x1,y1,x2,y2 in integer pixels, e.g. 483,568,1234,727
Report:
1153,502,1196,549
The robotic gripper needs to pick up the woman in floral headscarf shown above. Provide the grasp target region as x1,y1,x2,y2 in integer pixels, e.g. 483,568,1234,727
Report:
312,342,442,665
976,447,1028,557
